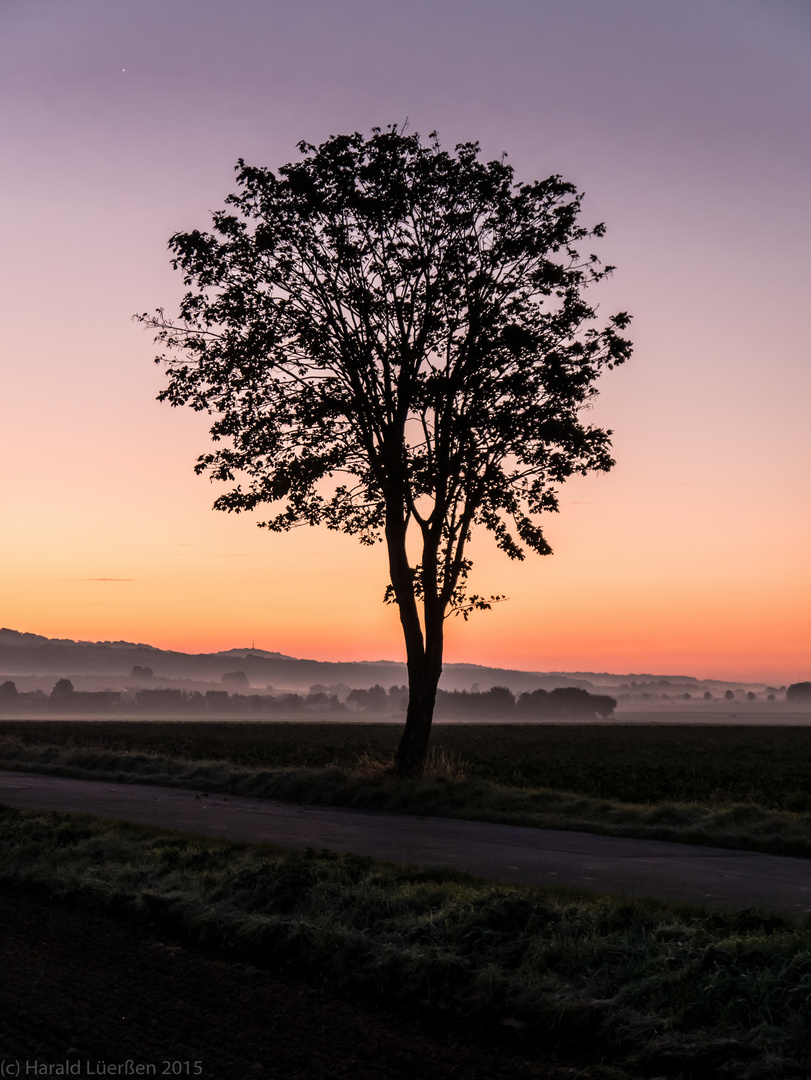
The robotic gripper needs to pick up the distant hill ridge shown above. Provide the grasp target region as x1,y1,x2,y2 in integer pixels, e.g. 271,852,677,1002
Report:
0,628,718,694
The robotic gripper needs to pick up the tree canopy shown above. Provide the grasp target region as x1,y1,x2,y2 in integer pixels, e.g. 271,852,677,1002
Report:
139,127,631,774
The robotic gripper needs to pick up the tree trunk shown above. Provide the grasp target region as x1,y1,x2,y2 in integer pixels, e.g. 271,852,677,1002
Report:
395,615,444,778
382,483,445,778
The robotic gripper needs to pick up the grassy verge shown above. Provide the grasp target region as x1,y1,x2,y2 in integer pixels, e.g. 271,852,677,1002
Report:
1,803,809,1079
4,721,811,857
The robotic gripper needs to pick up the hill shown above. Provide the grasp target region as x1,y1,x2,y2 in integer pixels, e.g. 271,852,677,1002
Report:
0,628,773,702
0,628,598,694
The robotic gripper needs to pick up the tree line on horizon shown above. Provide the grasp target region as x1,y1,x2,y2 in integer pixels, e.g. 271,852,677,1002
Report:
0,677,618,720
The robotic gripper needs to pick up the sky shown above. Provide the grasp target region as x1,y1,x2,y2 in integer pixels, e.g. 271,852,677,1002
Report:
1,0,809,682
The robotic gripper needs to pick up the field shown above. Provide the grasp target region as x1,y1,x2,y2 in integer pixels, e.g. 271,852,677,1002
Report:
3,718,811,855
4,718,811,1078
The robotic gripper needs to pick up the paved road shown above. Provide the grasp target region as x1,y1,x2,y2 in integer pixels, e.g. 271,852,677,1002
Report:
3,769,811,918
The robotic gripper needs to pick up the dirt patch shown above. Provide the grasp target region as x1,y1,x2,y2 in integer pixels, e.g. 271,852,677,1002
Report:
0,883,621,1080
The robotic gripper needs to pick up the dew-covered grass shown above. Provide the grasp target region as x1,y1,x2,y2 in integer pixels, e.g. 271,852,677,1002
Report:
1,804,809,1079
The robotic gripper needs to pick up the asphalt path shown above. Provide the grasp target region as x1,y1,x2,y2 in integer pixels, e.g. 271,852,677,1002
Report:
3,770,811,918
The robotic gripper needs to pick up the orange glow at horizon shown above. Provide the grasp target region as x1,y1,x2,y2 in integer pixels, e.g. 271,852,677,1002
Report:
4,489,809,684
3,335,808,685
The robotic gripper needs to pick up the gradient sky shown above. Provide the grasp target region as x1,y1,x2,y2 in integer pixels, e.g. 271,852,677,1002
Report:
1,0,809,682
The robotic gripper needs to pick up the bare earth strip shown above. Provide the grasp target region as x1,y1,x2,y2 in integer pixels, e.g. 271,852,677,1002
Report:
3,770,811,917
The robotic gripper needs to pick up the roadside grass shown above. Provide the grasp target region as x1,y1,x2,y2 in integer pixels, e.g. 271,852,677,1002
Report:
4,720,811,856
1,803,809,1079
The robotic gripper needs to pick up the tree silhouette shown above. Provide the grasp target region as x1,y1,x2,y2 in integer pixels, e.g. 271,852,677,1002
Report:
222,670,250,688
139,127,631,775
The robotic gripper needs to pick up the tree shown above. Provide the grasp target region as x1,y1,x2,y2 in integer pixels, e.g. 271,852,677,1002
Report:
138,127,632,776
222,670,250,688
787,682,811,703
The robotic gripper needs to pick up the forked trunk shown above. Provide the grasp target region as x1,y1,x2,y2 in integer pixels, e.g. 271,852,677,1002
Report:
384,488,445,778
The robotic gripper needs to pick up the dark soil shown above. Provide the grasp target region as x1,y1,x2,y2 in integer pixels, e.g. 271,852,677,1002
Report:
0,884,625,1080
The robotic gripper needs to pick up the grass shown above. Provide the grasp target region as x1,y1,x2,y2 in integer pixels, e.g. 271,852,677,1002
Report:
4,719,811,856
1,803,809,1079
